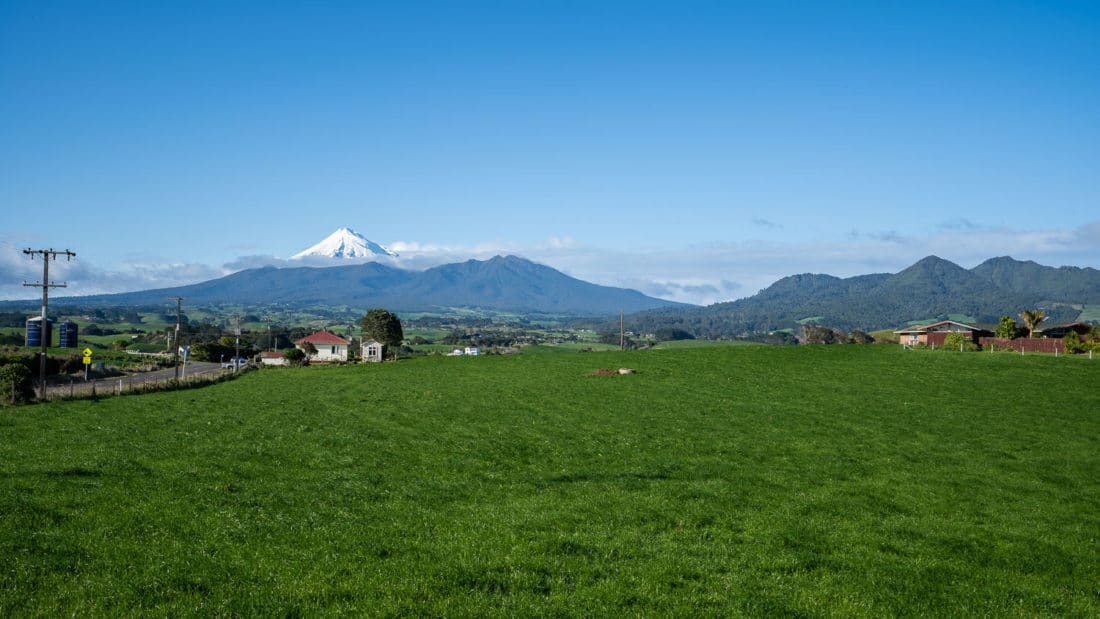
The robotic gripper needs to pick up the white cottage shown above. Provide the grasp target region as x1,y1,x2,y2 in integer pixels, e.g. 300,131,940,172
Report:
294,330,351,362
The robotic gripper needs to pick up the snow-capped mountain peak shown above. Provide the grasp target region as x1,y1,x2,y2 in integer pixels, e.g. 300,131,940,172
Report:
291,227,399,260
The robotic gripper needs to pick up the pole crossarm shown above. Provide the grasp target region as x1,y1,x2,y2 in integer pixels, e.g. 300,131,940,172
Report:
22,281,68,288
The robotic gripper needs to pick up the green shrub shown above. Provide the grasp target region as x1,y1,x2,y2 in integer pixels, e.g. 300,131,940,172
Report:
0,362,34,405
943,332,979,351
1064,332,1085,354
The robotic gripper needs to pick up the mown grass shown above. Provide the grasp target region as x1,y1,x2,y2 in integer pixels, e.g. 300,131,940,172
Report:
1,346,1098,615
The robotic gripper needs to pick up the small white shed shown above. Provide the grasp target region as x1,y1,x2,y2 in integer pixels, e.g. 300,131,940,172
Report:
259,351,286,366
362,339,383,363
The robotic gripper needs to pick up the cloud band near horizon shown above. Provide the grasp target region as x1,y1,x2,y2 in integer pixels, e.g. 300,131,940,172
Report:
1,221,1098,307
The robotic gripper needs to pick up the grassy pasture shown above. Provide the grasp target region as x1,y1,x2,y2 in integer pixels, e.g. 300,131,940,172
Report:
2,346,1098,615
651,339,758,349
1079,304,1100,322
528,341,622,353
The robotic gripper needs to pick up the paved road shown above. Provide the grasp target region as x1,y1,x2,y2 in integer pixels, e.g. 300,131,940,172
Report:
48,361,232,397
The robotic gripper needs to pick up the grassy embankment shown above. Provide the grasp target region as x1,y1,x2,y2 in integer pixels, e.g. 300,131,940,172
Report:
2,346,1098,615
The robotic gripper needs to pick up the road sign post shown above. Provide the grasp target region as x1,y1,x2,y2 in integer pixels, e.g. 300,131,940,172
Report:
82,348,92,381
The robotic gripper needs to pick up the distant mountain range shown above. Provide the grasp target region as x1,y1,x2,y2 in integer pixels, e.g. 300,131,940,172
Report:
5,250,1095,332
25,255,684,316
623,256,1100,337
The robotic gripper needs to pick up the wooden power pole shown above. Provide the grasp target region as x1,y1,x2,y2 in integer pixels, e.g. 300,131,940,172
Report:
22,248,76,400
170,297,183,380
620,310,625,351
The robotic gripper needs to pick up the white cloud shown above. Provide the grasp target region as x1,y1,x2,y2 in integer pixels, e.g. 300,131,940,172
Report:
0,245,228,301
2,222,1097,307
388,220,1100,305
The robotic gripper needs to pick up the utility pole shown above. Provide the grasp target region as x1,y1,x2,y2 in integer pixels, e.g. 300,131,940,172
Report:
170,297,183,380
23,248,76,400
620,310,625,351
233,312,241,371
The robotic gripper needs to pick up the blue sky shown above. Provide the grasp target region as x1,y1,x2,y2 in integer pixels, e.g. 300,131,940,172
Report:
2,1,1098,304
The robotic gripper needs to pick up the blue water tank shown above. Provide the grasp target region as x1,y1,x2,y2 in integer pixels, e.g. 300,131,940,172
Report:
25,317,54,347
59,321,79,348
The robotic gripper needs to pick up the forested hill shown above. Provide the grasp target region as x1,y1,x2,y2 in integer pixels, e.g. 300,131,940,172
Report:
621,256,1099,337
3,255,685,317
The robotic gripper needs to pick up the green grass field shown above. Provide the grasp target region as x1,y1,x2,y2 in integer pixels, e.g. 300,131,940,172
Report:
2,346,1098,615
651,339,759,349
1079,305,1100,322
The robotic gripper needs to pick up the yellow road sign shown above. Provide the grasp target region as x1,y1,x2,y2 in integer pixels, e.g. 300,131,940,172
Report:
82,347,93,357
82,356,91,365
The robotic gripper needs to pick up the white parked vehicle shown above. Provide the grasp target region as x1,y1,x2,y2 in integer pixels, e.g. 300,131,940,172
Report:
222,357,248,369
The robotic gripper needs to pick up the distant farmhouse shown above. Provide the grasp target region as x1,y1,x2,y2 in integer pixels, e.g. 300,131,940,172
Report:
893,320,993,348
295,330,350,362
894,319,1093,352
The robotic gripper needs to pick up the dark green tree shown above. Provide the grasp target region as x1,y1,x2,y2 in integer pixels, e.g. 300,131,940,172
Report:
653,328,695,341
360,309,404,360
283,348,307,366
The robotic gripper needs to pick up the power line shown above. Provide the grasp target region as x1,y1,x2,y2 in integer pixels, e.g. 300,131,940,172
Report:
22,248,76,400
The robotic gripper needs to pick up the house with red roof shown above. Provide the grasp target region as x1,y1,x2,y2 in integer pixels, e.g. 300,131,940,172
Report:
294,330,351,362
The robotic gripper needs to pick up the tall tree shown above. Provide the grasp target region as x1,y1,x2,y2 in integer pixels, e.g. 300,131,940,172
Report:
995,315,1020,339
1018,309,1046,338
360,309,404,360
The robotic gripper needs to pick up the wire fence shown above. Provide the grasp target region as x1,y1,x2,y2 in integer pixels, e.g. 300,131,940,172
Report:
39,368,243,403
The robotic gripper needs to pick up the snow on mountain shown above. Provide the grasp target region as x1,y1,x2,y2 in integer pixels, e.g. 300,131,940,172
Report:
290,227,398,261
